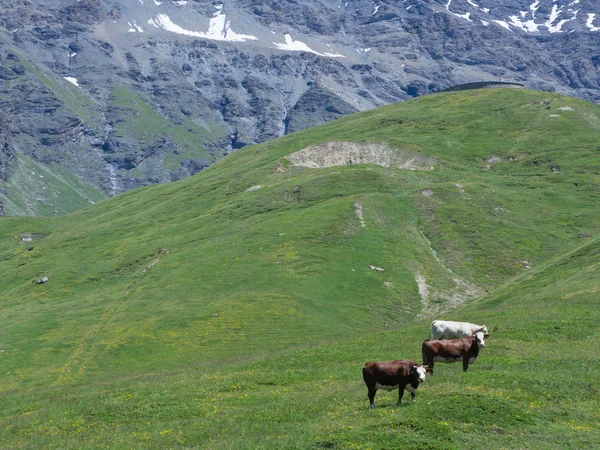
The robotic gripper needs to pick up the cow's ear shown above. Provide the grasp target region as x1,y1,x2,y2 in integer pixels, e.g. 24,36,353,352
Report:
484,334,490,339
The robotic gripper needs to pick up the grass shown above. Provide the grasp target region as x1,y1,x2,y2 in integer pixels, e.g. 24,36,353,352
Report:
0,152,105,216
0,50,108,216
0,88,599,448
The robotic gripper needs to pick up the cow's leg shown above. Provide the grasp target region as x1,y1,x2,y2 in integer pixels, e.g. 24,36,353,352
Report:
410,391,416,402
462,355,469,372
368,388,377,409
397,387,405,405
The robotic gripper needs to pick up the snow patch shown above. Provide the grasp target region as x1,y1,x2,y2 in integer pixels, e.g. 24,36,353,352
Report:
147,7,258,42
493,20,511,30
128,20,143,33
530,1,540,18
509,15,540,32
587,13,600,31
274,34,344,58
545,4,570,33
496,1,582,34
64,76,79,87
445,0,472,22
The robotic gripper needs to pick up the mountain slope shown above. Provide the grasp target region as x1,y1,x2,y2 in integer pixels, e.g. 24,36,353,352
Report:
0,88,599,447
1,0,600,213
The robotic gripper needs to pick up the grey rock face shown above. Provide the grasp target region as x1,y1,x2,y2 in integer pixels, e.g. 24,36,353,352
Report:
0,112,15,216
0,113,13,217
0,112,16,183
285,82,358,134
0,0,599,214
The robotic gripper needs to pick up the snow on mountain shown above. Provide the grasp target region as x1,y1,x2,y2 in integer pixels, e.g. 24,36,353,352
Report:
587,13,600,31
439,0,598,33
103,0,600,63
146,9,258,43
63,76,80,87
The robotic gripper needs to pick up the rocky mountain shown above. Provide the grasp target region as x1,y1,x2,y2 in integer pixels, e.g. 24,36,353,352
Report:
0,112,16,215
1,0,599,215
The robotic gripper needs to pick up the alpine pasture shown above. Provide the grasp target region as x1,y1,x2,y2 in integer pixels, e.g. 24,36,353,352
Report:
0,89,599,448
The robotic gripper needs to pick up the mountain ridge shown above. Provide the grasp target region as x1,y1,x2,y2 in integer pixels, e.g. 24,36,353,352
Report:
1,0,600,215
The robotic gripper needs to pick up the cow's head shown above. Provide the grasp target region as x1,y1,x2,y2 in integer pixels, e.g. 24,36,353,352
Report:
412,365,427,382
474,331,486,347
479,325,489,335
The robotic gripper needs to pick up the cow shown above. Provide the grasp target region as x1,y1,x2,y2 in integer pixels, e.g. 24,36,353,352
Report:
422,331,488,375
362,359,427,408
429,320,488,340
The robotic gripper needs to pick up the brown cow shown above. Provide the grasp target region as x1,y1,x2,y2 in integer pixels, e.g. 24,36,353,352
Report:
422,331,488,375
362,359,427,408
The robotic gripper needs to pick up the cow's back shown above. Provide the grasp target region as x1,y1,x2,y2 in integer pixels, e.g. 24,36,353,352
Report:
423,337,472,357
430,320,454,340
431,320,478,340
363,360,415,384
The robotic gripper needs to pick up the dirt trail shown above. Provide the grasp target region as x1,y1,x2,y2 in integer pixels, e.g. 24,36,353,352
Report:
414,227,484,317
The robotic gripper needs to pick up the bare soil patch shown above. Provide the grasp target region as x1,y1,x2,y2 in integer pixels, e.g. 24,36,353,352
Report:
288,141,434,170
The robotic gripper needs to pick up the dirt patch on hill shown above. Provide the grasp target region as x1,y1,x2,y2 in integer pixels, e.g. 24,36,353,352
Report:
287,141,434,170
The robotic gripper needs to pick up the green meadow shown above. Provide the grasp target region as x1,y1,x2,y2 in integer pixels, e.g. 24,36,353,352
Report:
0,89,598,448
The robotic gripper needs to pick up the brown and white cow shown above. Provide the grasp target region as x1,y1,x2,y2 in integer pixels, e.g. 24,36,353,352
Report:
422,331,488,375
362,359,427,408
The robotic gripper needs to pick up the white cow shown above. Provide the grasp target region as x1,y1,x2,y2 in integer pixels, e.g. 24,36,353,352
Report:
429,320,488,340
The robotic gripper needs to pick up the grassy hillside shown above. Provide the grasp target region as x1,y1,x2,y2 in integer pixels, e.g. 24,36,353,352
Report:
0,88,599,448
0,152,105,216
